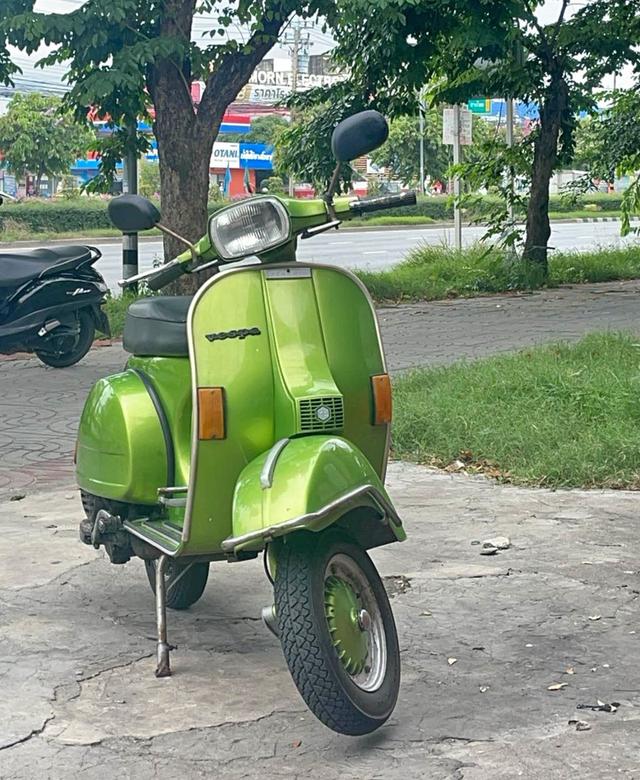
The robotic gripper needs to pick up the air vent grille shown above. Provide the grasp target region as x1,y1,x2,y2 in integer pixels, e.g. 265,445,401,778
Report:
298,396,344,432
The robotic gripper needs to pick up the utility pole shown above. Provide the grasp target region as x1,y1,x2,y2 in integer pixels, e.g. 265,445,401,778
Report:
452,104,462,250
506,97,515,224
123,119,139,290
284,20,311,197
418,93,426,195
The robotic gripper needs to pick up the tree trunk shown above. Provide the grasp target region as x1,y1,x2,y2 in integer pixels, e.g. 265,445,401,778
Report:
523,75,569,273
146,1,289,293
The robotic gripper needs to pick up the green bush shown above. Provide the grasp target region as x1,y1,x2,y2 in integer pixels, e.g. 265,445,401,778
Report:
0,192,625,239
355,192,625,221
0,198,113,233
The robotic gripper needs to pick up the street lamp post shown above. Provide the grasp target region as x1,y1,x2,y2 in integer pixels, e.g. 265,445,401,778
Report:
419,101,425,195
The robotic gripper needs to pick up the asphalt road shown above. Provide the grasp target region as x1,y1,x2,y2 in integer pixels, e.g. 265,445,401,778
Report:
4,220,635,291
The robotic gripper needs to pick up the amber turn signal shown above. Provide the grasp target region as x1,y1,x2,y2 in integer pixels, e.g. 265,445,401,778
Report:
198,387,226,440
371,373,392,425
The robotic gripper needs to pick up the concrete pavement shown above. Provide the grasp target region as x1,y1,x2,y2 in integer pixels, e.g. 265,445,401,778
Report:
1,278,639,499
1,464,639,778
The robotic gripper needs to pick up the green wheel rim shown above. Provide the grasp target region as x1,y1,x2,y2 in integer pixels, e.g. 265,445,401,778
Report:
324,574,369,675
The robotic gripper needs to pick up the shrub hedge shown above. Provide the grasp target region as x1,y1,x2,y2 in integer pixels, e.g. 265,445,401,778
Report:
362,192,625,220
0,192,625,236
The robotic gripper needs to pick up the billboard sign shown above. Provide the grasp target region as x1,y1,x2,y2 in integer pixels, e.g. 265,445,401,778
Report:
210,142,273,170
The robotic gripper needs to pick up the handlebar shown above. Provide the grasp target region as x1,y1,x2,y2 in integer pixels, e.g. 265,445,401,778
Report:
118,258,187,290
145,260,187,291
350,190,417,215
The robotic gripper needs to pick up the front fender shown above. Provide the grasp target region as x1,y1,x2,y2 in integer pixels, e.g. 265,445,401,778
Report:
224,436,405,555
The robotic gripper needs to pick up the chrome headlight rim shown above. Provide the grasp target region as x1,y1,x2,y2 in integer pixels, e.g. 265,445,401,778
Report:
208,196,292,262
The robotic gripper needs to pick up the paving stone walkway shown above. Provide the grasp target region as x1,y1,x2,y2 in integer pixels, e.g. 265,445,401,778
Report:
1,279,638,498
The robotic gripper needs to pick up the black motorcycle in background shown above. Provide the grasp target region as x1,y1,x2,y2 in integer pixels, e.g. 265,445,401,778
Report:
0,195,110,367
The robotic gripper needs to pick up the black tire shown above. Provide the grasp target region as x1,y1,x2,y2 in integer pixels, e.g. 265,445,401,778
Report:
274,530,401,736
144,559,209,610
36,308,95,368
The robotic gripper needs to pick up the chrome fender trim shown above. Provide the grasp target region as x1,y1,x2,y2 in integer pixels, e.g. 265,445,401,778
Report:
221,484,402,553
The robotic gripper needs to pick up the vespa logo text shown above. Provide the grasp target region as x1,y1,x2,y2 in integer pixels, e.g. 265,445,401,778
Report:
205,327,261,342
67,287,92,296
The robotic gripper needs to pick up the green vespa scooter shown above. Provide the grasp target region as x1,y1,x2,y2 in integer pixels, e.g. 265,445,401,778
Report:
76,110,416,736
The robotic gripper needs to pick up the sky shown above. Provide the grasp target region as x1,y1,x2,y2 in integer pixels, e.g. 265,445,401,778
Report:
2,0,634,103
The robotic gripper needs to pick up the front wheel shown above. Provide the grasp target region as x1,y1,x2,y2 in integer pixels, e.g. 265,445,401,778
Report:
36,308,95,368
274,531,400,736
144,559,210,610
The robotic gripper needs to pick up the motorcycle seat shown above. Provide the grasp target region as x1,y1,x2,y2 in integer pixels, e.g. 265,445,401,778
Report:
0,245,95,288
124,296,191,357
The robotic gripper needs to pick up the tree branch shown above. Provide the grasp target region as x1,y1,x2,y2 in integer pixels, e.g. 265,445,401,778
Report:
550,0,570,45
522,0,554,61
197,7,291,131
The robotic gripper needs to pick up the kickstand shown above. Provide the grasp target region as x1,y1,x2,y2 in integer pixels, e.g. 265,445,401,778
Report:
155,555,173,678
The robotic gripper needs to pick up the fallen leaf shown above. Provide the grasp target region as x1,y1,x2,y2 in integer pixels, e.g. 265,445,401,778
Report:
548,683,568,691
447,657,458,666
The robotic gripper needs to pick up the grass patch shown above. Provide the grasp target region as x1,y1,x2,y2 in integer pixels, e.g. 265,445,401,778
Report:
349,215,435,227
358,244,640,302
393,333,640,489
103,290,152,338
548,209,622,221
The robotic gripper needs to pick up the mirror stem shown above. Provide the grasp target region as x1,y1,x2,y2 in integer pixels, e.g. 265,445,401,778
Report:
323,162,342,221
156,222,198,263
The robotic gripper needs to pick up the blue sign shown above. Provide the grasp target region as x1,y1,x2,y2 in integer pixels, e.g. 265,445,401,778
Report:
239,143,274,170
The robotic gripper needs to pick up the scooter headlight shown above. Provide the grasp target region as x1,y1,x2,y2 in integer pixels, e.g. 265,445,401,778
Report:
208,196,291,261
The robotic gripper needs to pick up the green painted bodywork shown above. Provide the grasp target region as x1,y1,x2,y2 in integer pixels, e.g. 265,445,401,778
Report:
230,435,403,554
76,196,404,557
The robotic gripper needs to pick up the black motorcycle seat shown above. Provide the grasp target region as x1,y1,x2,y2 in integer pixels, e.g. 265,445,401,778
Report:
124,296,191,357
0,245,95,288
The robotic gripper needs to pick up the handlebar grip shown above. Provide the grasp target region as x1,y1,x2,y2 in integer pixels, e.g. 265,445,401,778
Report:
146,261,186,291
350,190,418,215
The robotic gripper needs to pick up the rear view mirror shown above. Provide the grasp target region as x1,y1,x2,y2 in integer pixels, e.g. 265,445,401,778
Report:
331,110,389,163
108,194,161,232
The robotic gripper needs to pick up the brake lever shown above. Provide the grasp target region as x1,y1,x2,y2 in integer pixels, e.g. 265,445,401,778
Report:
192,259,221,274
300,220,342,240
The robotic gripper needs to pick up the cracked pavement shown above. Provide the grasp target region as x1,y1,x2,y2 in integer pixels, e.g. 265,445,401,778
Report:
2,464,640,778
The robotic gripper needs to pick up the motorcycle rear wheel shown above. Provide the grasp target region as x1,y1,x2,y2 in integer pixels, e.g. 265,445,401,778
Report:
273,530,400,736
36,308,94,368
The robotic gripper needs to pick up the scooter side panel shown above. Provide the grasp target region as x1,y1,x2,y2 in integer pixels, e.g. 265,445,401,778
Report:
125,356,192,489
76,371,167,504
